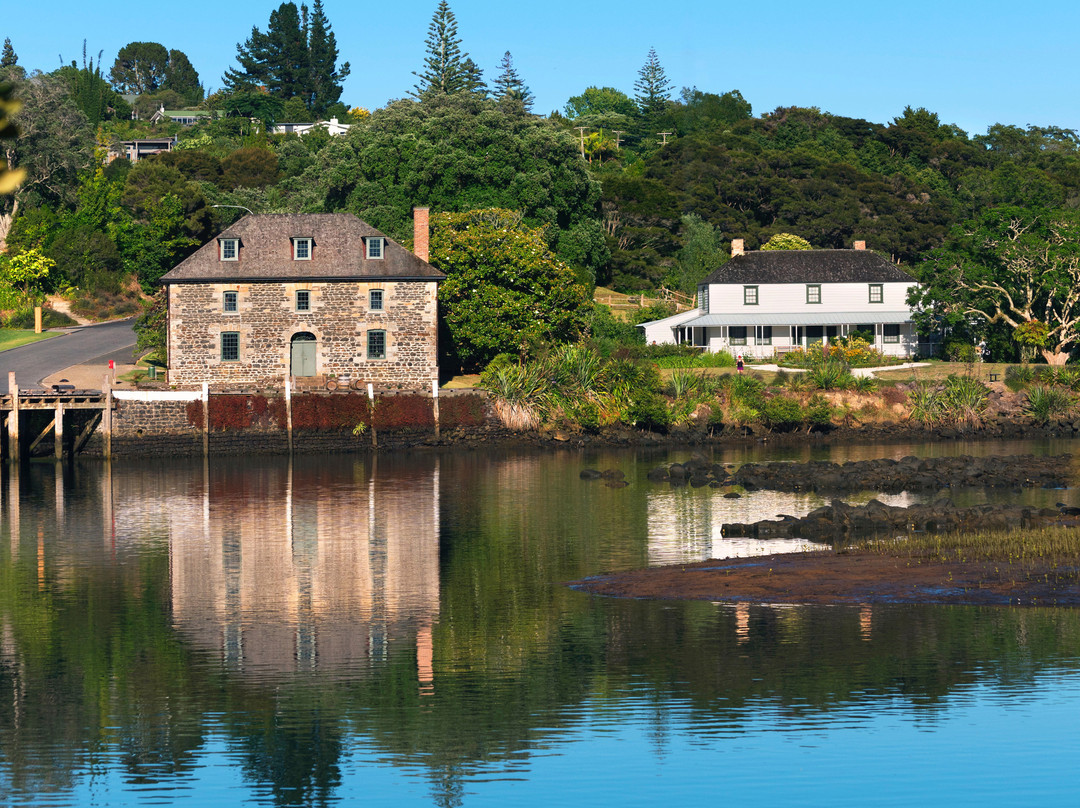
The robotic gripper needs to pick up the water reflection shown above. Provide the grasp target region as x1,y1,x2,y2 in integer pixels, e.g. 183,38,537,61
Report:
0,443,1079,807
124,457,442,679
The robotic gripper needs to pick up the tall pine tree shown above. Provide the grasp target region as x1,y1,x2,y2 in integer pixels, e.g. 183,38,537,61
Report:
412,1,473,97
306,0,350,114
1,38,17,68
223,1,349,113
493,51,533,110
634,47,672,115
461,57,487,97
162,49,203,105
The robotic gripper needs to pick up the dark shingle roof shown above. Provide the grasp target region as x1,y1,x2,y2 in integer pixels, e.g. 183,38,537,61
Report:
701,250,914,285
160,213,445,284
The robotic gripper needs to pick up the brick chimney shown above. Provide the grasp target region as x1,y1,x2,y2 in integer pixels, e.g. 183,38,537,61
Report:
413,207,430,262
853,240,866,251
731,238,745,258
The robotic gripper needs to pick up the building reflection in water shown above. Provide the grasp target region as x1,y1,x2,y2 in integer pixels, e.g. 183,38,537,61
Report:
645,486,921,565
154,456,441,681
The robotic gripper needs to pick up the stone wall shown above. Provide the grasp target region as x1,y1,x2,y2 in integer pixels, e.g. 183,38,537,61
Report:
168,280,439,389
82,390,497,457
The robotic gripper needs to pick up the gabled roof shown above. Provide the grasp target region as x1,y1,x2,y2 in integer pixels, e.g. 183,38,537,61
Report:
701,250,914,285
160,213,444,284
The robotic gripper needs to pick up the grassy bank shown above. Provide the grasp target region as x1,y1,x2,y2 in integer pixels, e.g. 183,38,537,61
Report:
0,329,59,352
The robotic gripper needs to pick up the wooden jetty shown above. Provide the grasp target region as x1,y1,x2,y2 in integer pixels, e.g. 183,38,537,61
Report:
1,372,112,461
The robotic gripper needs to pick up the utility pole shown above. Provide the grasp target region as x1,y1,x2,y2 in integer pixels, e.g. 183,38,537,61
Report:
657,132,672,146
613,130,625,150
575,126,587,159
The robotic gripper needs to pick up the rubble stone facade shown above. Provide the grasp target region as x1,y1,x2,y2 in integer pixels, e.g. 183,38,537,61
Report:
161,213,443,390
167,280,439,388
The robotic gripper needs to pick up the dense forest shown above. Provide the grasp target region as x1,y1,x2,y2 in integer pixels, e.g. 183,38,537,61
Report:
2,0,1080,363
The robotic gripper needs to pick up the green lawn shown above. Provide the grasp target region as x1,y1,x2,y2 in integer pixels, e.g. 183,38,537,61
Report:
0,329,59,352
873,361,1010,384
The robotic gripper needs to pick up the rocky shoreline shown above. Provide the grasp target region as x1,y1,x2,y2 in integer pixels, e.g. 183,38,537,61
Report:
722,497,1080,541
572,448,1080,608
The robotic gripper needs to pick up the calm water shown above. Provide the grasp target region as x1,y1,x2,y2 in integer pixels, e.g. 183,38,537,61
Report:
2,438,1080,807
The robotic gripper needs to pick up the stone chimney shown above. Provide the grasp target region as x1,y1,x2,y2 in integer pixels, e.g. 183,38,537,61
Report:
413,207,430,262
853,240,866,251
731,238,745,258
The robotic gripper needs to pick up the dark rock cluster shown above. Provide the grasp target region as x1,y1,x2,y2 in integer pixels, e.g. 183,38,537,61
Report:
731,454,1073,493
723,498,1080,541
645,454,734,489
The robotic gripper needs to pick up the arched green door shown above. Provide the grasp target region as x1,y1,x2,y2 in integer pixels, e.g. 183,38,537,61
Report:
290,332,317,377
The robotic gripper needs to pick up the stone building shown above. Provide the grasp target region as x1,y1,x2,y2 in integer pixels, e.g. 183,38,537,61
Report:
161,210,444,389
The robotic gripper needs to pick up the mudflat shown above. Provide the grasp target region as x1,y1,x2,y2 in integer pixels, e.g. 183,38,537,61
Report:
572,550,1080,607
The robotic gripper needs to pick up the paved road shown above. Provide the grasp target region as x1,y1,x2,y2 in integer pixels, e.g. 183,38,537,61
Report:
0,319,137,393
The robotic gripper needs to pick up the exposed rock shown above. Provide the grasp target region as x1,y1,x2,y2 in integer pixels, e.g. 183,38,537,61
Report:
723,499,1079,540
730,454,1072,493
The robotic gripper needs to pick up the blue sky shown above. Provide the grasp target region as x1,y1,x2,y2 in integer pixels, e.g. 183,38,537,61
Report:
6,0,1079,135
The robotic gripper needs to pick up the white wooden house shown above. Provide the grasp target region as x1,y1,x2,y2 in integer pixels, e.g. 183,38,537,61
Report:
640,240,919,358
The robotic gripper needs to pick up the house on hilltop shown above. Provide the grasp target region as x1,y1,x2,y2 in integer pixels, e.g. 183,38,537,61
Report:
641,240,919,358
160,210,444,389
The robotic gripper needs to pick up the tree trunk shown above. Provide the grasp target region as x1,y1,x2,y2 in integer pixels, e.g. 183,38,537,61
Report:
1040,348,1071,365
0,197,18,253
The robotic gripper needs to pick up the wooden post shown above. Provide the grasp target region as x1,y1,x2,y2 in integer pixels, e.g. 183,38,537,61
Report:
201,383,209,457
431,379,440,440
54,401,63,460
8,372,19,463
285,378,293,454
367,383,377,449
102,375,112,461
34,306,42,334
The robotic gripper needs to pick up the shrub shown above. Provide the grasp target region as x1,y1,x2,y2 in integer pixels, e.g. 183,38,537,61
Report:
653,350,735,369
805,395,834,428
1025,385,1075,424
1004,364,1036,392
723,373,766,407
779,337,888,369
3,307,77,329
908,381,943,426
851,374,879,393
666,368,702,398
806,359,855,390
943,339,978,363
942,374,988,428
627,390,671,432
761,395,804,431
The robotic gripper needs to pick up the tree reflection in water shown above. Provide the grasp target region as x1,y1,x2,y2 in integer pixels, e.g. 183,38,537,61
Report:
1,450,1079,805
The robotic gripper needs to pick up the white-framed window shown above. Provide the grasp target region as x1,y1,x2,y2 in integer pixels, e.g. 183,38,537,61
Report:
743,285,758,305
296,290,311,311
221,331,240,361
223,290,238,313
883,324,901,344
367,329,386,359
366,237,384,260
370,289,384,311
293,237,312,260
869,283,883,303
806,284,821,304
220,238,238,261
697,285,709,312
756,325,772,345
729,326,747,346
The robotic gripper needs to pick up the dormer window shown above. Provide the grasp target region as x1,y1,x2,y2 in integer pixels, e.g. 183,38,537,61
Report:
220,238,239,261
366,237,384,260
293,237,312,260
